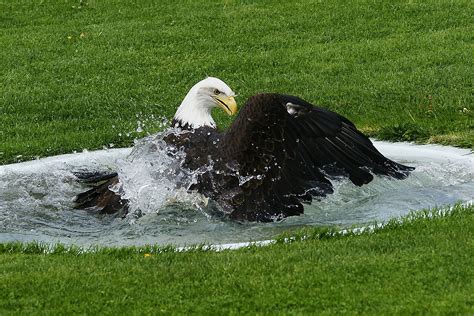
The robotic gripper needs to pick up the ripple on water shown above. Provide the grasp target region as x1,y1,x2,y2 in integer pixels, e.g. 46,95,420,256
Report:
0,134,473,247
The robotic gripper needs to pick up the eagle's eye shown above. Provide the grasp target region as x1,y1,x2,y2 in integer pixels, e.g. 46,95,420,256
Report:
213,89,221,95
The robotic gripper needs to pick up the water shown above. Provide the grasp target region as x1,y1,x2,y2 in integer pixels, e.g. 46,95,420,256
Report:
0,135,472,247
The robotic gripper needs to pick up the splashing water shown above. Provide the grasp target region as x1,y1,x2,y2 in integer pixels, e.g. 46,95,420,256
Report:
114,131,211,220
0,135,472,247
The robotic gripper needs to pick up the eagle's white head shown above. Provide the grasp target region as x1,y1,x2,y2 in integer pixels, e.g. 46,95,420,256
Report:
173,77,237,129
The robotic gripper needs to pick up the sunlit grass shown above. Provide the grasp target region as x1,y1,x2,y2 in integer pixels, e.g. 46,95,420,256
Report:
1,0,472,164
1,204,472,314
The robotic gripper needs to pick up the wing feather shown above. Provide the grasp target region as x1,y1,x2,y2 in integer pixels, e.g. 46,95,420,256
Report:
221,93,413,221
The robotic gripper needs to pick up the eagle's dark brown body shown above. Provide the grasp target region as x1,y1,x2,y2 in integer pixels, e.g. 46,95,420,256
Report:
75,93,413,222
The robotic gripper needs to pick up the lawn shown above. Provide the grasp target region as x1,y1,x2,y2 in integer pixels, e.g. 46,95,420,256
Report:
1,205,473,314
1,0,472,164
1,0,473,314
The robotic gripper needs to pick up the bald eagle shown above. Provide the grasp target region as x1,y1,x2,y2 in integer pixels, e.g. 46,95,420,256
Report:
75,77,413,222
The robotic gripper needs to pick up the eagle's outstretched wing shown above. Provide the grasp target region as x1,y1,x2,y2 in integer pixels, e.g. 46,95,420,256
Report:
220,93,413,221
73,172,127,215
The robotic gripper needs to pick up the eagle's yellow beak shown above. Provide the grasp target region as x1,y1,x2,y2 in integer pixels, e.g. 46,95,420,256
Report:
213,95,237,116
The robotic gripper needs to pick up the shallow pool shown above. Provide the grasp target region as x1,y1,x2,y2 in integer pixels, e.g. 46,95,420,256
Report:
0,140,472,247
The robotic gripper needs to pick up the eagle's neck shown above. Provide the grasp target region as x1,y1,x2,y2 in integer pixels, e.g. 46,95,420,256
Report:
173,88,216,129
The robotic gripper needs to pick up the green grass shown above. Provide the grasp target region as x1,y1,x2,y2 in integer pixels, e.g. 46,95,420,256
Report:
1,0,473,314
1,204,473,314
1,0,473,164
